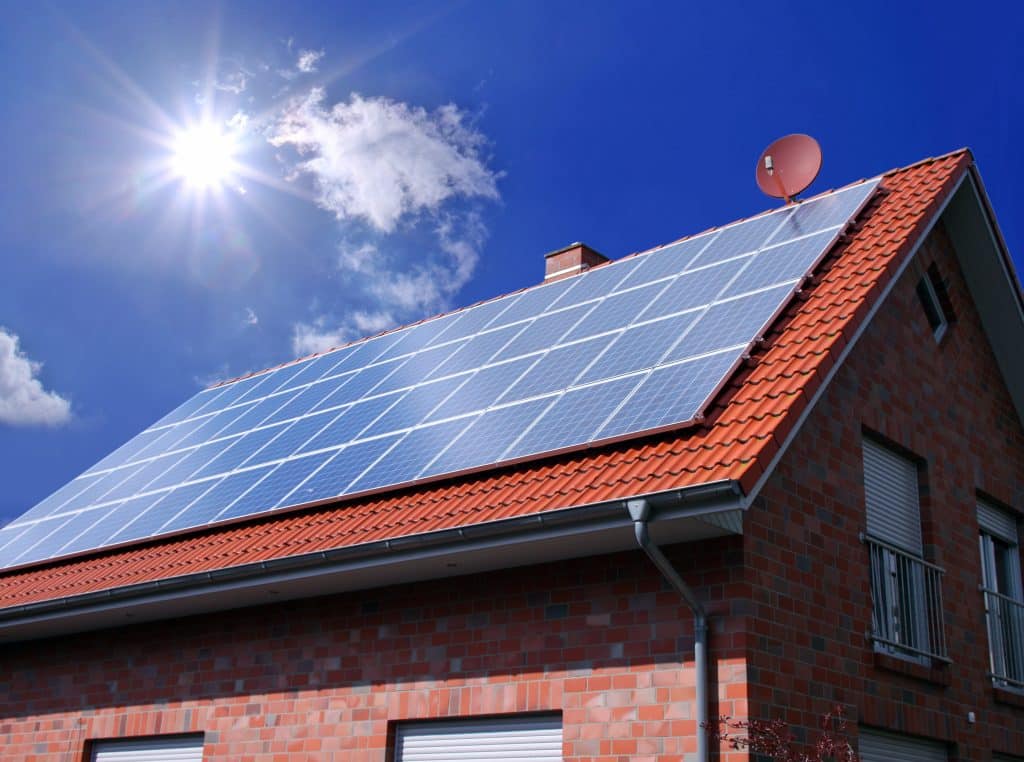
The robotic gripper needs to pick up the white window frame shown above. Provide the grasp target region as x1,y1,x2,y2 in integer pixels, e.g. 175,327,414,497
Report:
90,735,204,762
979,500,1024,688
862,438,947,663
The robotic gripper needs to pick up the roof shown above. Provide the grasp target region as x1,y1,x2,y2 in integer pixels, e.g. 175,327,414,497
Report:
0,150,973,613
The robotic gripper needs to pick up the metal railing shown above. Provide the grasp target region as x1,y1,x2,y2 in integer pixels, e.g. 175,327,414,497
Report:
983,587,1024,687
864,534,949,662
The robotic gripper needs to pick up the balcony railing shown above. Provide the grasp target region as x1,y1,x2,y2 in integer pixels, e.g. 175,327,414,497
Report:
863,534,949,662
983,587,1024,688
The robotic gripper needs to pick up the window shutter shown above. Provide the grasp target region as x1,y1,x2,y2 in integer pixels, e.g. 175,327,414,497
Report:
978,500,1018,544
395,716,562,761
91,737,204,762
863,438,923,554
859,728,946,762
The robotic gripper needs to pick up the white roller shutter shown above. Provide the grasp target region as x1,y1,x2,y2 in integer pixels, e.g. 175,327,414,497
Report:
396,715,562,761
978,500,1019,544
859,728,946,762
863,438,923,554
91,736,204,762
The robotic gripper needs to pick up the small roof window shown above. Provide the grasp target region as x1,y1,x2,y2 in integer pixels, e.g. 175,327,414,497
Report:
915,264,951,342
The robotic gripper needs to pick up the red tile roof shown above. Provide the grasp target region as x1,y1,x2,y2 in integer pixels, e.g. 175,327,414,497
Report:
0,150,972,610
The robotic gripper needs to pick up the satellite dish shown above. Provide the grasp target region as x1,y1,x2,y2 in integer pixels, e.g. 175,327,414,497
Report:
756,134,822,203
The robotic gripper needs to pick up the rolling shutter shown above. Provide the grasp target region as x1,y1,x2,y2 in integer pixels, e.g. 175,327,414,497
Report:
91,736,204,762
858,728,946,762
863,438,922,554
978,500,1019,544
395,715,562,761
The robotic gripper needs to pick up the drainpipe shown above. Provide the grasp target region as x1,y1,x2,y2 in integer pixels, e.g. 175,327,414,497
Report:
627,498,708,762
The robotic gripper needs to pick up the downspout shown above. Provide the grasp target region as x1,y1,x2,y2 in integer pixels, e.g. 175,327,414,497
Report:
627,498,708,762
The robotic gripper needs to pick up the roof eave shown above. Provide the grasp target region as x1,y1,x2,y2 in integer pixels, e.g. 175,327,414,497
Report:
0,480,744,644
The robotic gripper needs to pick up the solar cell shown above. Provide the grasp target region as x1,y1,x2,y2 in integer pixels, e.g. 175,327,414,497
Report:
496,303,592,359
288,435,400,505
56,493,162,556
722,229,836,298
145,440,235,492
503,375,641,460
99,451,189,503
569,281,667,342
420,398,551,478
262,379,342,425
577,312,700,385
640,259,745,323
371,342,465,395
274,349,350,392
598,349,742,438
215,451,335,522
426,356,537,421
696,209,793,267
433,294,515,342
501,334,614,402
58,466,144,513
664,283,793,363
361,376,464,438
299,393,402,453
242,409,339,466
375,313,462,361
3,513,76,566
615,236,714,290
217,390,300,437
350,418,471,493
490,276,578,326
4,178,880,568
107,480,217,545
159,466,275,533
428,323,523,378
192,425,286,478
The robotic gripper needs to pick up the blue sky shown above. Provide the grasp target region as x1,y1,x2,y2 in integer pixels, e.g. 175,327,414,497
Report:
1,0,1022,526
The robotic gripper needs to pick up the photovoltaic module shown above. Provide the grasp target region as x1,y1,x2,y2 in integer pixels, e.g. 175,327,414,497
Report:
0,178,879,568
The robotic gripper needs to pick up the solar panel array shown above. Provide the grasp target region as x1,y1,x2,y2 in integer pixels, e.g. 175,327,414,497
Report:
0,179,879,569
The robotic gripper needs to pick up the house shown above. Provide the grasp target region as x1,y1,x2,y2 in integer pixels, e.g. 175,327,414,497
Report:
1,148,1022,762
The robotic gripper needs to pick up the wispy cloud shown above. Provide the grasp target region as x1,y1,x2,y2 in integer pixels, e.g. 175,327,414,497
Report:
268,88,500,353
0,328,72,427
244,307,259,327
296,49,324,73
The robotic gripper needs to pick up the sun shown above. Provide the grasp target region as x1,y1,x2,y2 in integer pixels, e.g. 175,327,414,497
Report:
170,123,238,190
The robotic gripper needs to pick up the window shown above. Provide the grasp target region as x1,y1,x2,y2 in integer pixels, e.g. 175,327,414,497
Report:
914,264,951,342
859,727,947,761
395,716,562,762
978,500,1024,688
862,438,947,662
90,736,204,762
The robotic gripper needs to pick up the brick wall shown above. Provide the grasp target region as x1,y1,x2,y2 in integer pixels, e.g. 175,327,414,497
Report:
741,221,1024,759
0,535,748,762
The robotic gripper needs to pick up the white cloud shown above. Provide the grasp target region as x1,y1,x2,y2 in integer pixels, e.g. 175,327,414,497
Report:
244,307,259,326
0,328,71,427
270,90,500,358
268,89,499,233
296,49,324,73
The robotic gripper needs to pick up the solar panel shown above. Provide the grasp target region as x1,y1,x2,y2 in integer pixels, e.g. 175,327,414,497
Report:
0,178,879,569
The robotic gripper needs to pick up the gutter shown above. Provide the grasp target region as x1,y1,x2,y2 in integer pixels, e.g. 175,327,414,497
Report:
628,497,710,762
0,480,743,637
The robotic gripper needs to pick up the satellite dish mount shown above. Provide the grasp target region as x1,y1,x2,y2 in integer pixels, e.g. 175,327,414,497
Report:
756,134,822,204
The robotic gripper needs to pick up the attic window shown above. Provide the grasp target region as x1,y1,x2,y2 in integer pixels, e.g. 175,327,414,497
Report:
915,264,951,342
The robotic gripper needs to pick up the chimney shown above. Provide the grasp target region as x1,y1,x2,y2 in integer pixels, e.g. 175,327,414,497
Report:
543,242,610,282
